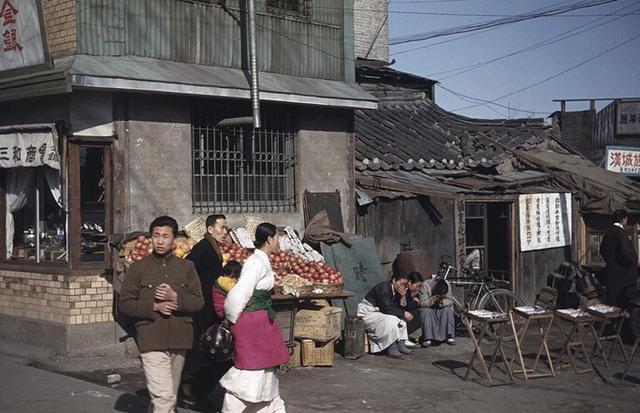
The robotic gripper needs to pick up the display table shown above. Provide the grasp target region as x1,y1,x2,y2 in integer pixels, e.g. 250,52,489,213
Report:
584,305,629,368
509,308,555,380
554,309,598,374
462,310,514,386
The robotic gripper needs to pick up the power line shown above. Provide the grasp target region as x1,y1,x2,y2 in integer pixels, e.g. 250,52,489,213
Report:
452,31,640,112
438,84,549,116
430,1,640,80
389,0,621,46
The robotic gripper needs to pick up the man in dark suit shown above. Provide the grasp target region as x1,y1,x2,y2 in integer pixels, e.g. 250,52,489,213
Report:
182,214,228,406
599,209,639,307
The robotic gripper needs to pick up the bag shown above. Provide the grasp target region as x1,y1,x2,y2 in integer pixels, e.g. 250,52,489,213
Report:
200,321,234,362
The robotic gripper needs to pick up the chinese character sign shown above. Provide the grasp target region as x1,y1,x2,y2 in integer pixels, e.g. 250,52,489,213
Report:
606,146,640,176
617,101,640,136
519,193,572,251
0,0,46,72
0,129,59,169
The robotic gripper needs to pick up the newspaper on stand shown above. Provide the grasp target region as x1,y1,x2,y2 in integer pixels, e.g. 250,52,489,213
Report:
468,310,505,320
515,306,548,315
556,308,590,319
587,304,621,314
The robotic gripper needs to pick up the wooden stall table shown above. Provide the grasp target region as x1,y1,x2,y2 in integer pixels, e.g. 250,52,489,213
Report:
508,307,555,380
462,310,514,386
554,309,599,374
584,304,629,368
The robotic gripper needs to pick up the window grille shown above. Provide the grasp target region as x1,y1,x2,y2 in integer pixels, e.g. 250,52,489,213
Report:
191,104,297,213
267,0,312,18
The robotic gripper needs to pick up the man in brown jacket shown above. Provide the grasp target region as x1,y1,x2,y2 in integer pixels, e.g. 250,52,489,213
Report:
119,216,204,413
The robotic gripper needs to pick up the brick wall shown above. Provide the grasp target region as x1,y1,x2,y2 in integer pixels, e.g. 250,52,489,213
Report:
353,0,389,62
42,0,76,56
0,270,113,325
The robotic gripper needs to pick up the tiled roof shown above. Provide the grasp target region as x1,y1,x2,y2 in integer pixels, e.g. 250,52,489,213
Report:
355,95,560,172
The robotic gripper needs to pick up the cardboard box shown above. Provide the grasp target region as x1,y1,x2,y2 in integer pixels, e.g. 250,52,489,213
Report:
301,339,335,367
295,306,342,341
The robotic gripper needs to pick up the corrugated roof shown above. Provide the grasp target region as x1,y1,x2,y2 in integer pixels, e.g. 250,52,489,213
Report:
0,55,377,109
355,95,559,171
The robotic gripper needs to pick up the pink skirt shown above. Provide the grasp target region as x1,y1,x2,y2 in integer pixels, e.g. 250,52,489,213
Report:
231,309,290,370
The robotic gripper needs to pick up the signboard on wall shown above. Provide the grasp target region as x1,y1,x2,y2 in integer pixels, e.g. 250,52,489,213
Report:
617,101,640,136
605,146,640,176
519,193,572,252
0,0,48,73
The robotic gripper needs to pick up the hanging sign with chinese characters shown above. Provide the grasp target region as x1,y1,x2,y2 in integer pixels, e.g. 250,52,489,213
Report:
0,127,60,169
519,193,572,252
605,146,640,176
0,0,48,73
617,101,640,136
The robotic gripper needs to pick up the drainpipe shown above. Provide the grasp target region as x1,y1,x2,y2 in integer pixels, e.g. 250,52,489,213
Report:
248,0,261,129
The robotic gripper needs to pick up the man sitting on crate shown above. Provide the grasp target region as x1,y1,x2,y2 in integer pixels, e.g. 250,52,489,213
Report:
417,272,456,347
182,214,228,406
357,273,417,359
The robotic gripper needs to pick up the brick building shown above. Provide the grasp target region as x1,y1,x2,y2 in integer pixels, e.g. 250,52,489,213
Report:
0,0,375,354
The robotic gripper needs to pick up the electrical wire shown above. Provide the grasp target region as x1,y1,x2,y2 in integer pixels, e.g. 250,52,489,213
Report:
452,31,640,112
438,84,549,116
390,0,621,46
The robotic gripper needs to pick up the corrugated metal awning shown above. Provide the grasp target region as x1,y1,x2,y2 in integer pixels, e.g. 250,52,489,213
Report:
0,55,378,110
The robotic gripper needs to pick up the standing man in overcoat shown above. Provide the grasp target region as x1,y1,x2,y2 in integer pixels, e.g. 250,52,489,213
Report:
599,209,639,307
182,214,228,406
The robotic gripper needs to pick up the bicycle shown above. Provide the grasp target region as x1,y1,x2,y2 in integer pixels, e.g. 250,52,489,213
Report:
436,255,527,340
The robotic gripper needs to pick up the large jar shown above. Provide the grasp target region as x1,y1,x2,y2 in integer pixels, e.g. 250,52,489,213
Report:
393,249,432,279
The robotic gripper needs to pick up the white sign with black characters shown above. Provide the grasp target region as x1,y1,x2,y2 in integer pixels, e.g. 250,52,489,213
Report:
519,193,572,252
0,129,60,169
0,0,47,72
617,101,640,136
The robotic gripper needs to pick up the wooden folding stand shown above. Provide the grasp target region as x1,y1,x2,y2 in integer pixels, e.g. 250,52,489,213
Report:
553,309,598,374
622,335,640,381
585,306,629,368
509,309,556,380
462,311,514,386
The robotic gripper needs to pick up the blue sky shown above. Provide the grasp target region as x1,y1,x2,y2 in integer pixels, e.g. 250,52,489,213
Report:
388,0,640,119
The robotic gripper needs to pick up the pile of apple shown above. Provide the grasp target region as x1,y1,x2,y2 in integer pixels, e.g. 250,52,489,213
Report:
127,235,153,262
219,242,344,285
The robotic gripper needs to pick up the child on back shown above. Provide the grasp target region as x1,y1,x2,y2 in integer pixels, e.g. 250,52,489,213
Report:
213,260,242,320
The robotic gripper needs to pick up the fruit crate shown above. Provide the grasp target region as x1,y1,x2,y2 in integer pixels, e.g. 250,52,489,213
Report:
301,339,335,367
295,306,342,341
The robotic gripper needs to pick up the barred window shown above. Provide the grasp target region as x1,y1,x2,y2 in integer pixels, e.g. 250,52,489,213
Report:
191,103,297,213
267,0,312,18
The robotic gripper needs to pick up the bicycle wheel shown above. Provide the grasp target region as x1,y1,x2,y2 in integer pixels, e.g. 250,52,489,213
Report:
477,289,526,341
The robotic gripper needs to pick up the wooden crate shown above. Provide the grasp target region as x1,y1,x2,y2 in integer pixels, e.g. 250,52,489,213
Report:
301,339,335,367
279,342,301,373
295,306,342,341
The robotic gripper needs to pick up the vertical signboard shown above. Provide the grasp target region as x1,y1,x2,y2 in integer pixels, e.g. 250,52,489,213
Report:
0,0,49,73
519,193,572,252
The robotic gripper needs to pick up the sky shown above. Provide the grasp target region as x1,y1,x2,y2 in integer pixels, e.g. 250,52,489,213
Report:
388,0,640,119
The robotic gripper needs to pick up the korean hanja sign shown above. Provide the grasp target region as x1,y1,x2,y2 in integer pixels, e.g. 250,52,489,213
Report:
0,127,60,169
519,193,572,252
606,146,640,176
617,101,640,136
0,0,47,72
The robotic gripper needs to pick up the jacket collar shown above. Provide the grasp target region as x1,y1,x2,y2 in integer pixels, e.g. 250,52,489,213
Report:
150,251,175,265
614,222,624,229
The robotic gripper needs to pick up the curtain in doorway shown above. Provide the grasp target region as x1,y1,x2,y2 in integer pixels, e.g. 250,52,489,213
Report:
5,168,35,258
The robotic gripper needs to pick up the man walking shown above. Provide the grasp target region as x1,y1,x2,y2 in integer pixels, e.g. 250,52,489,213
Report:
182,214,228,405
119,216,204,413
599,209,639,307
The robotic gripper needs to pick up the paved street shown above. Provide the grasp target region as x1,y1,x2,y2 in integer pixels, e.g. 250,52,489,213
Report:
2,334,640,413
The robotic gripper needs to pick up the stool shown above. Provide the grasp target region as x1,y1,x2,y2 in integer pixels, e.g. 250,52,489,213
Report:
584,305,628,368
462,311,514,386
622,335,640,381
509,308,555,380
554,309,598,374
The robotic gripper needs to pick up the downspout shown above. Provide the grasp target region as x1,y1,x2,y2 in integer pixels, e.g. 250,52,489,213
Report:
248,0,261,129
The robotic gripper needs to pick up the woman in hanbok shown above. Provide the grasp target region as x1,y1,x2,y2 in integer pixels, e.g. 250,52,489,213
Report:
357,273,416,359
220,223,289,412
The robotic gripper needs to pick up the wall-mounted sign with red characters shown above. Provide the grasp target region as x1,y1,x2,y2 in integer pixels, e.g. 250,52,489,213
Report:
0,0,49,73
606,146,640,176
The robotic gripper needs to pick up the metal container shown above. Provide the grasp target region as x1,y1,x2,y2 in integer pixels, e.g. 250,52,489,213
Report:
393,249,432,278
343,316,366,359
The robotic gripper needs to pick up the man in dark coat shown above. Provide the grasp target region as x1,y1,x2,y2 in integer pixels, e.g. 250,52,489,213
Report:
181,214,228,406
599,209,639,307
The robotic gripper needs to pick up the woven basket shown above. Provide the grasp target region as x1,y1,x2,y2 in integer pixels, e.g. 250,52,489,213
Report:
312,283,344,294
185,216,206,242
244,216,263,241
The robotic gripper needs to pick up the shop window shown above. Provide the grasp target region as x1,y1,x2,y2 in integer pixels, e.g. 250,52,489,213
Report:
191,103,297,213
267,0,312,18
4,167,66,262
465,203,486,270
78,146,109,262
